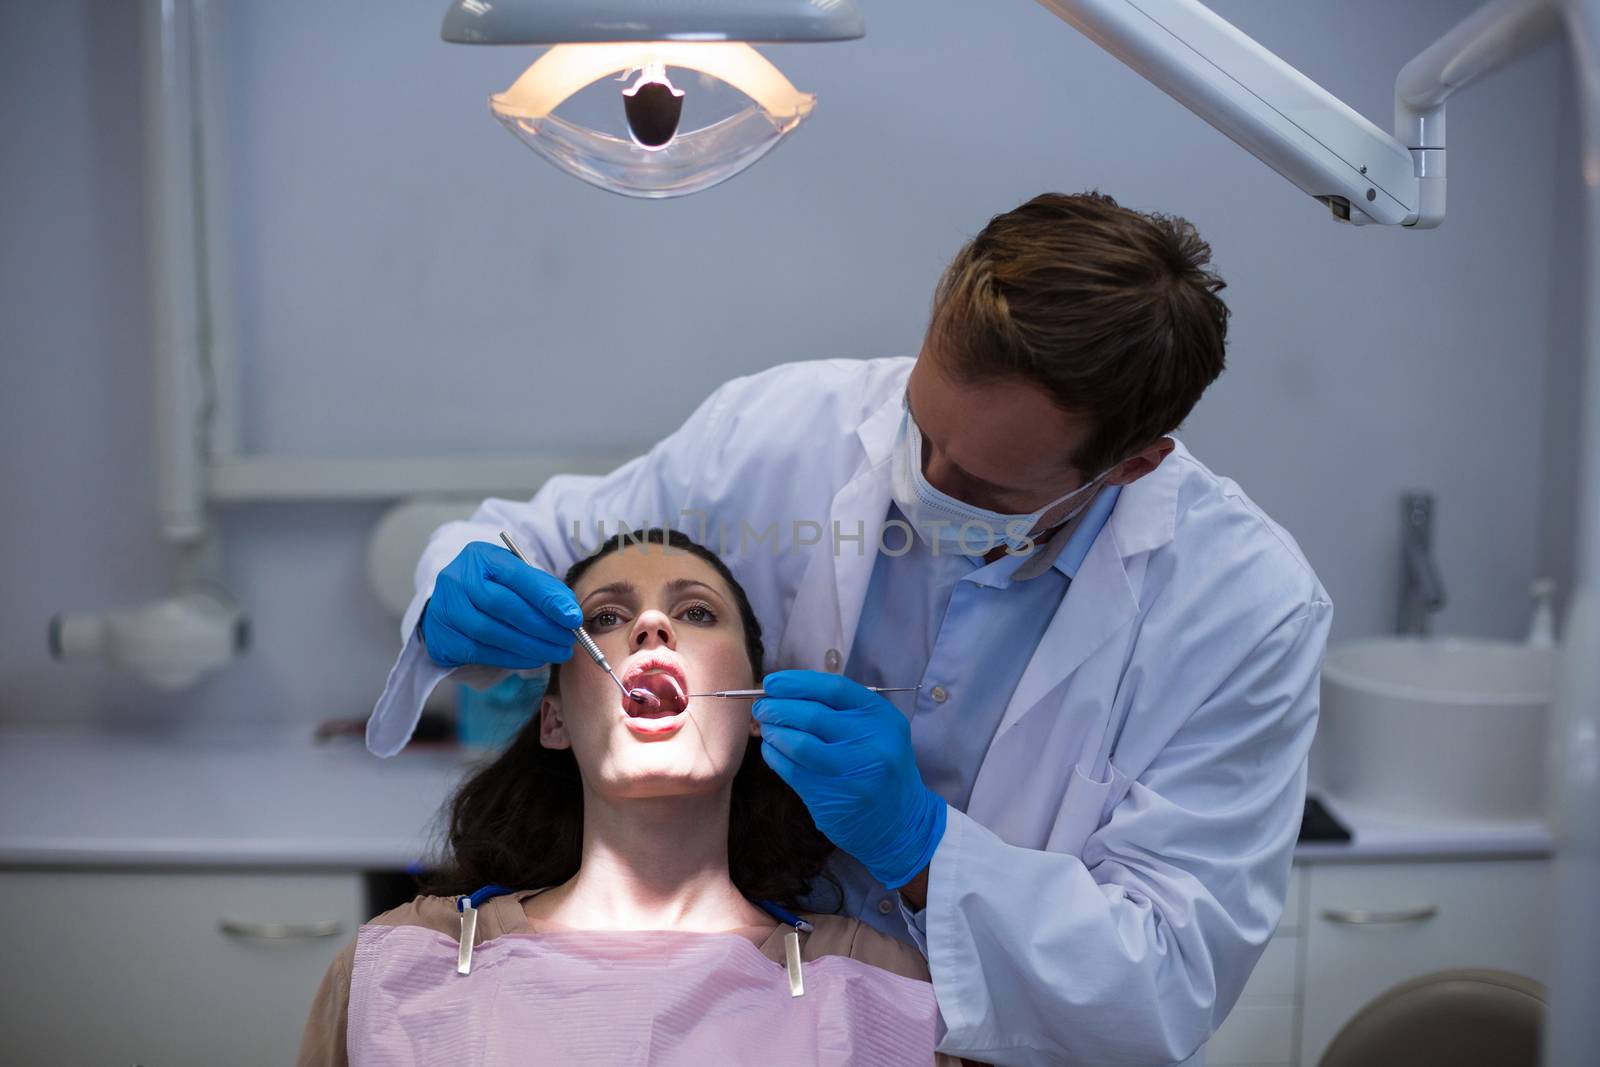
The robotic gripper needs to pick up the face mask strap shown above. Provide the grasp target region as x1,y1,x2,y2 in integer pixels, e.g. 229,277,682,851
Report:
1029,466,1118,531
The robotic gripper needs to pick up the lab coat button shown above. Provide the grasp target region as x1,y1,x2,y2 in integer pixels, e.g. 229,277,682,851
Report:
823,649,842,672
877,898,895,915
930,685,949,704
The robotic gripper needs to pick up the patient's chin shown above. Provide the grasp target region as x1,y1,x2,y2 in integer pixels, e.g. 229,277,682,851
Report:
597,738,744,799
602,766,729,801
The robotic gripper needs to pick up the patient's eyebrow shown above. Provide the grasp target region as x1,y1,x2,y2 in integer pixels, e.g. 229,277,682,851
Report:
581,576,728,609
663,578,725,602
581,581,637,607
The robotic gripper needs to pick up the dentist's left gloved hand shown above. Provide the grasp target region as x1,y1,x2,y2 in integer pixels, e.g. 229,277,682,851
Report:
754,670,947,890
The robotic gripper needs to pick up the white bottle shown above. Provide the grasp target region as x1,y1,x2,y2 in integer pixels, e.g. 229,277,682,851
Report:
1526,578,1558,648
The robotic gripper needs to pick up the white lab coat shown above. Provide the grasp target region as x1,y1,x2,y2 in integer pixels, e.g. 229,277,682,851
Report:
368,356,1332,1067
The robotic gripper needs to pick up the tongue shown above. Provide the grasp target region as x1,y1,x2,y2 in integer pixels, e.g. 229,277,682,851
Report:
627,673,686,716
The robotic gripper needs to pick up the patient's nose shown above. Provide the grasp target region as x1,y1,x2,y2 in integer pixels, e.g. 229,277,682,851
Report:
631,608,675,650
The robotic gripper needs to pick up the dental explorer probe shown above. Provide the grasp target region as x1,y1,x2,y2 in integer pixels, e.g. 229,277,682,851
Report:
497,531,661,710
687,686,922,699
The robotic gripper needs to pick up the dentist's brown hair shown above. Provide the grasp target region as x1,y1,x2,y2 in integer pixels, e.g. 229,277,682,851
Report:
930,190,1230,474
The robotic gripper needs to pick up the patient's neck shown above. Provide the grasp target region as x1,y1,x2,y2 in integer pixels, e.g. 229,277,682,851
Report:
526,783,771,933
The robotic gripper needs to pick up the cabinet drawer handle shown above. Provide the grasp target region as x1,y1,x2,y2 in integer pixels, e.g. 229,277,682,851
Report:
1320,905,1439,925
219,918,345,940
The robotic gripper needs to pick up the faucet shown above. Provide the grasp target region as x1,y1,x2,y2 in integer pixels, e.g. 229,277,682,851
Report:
1397,492,1447,636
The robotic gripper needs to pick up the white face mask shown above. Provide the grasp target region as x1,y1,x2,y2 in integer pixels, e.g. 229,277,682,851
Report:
888,403,1108,556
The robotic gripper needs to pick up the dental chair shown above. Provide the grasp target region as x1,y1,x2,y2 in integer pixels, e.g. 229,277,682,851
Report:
1319,968,1545,1067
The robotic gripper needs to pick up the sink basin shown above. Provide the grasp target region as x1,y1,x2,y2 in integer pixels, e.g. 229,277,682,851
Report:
1316,637,1557,823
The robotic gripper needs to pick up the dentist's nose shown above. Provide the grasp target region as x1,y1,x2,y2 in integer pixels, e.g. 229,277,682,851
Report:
631,609,675,651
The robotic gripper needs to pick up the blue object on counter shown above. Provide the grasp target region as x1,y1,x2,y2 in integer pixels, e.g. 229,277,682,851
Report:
457,670,548,749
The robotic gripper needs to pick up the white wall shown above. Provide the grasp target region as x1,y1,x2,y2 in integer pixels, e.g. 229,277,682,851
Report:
0,0,1582,731
1539,65,1587,624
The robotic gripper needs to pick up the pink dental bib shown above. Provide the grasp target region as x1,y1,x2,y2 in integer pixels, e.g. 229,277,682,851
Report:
348,924,940,1066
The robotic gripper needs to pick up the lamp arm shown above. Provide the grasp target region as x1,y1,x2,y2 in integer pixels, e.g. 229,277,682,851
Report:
1035,0,1418,225
1397,0,1562,140
1393,0,1563,226
1036,0,1561,229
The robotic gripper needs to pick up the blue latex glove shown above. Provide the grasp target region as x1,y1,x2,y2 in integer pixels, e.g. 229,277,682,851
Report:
754,670,947,890
420,542,581,671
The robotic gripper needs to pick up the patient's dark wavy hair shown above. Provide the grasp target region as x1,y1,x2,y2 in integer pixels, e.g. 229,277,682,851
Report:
421,528,838,912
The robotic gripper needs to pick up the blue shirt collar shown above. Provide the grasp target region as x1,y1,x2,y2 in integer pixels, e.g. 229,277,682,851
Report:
1055,483,1122,578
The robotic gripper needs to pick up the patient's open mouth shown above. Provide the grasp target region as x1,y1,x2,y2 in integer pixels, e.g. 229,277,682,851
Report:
621,660,688,719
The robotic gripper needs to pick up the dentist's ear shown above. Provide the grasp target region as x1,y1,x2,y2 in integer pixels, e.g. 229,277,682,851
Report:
538,694,571,750
1106,436,1176,486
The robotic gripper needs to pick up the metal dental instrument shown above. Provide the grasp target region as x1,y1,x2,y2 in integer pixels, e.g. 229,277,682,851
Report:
687,686,922,699
497,531,661,710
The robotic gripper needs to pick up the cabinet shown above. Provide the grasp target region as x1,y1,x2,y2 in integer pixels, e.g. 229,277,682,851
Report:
1298,859,1551,1065
0,858,1552,1066
0,869,364,1066
1205,858,1551,1067
1205,866,1304,1067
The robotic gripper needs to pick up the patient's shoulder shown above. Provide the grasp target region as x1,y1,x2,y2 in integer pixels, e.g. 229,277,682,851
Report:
798,913,930,982
367,891,539,943
364,894,462,939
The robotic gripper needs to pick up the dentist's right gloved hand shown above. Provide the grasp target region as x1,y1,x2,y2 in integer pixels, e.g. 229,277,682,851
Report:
419,542,581,670
754,671,947,890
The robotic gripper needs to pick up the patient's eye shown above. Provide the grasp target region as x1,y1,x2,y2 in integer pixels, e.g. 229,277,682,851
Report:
588,607,625,630
680,602,717,624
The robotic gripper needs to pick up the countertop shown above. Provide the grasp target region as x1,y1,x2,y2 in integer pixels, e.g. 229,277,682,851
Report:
1296,793,1553,864
0,730,478,869
0,731,1555,870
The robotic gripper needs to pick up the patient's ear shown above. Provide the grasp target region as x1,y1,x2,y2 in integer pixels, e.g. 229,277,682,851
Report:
538,694,571,750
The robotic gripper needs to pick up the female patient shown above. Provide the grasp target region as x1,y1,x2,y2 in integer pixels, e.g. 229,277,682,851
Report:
299,528,963,1066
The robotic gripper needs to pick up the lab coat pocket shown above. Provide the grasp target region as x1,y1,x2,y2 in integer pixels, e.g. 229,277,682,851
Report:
1045,761,1135,858
1045,763,1114,858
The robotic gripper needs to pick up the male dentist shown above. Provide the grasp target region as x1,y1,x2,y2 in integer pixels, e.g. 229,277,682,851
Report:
368,192,1332,1066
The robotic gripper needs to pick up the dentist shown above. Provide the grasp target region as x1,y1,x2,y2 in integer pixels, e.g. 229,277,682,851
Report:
368,191,1331,1066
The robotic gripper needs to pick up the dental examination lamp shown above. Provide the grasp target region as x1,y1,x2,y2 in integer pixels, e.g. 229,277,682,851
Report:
440,0,864,198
